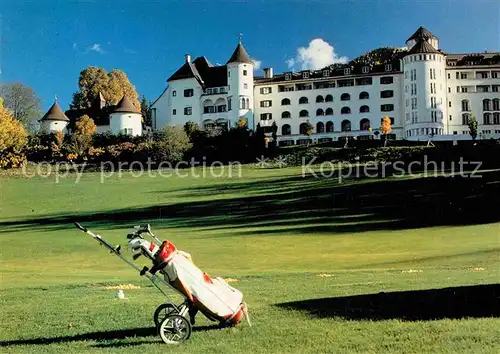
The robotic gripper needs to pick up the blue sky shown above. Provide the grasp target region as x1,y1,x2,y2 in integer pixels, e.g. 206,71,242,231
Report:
1,0,499,112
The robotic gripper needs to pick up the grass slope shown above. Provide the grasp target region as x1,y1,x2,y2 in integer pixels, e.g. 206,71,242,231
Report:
0,166,499,353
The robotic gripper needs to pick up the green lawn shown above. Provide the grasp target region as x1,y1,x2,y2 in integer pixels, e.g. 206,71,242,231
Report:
1,165,499,353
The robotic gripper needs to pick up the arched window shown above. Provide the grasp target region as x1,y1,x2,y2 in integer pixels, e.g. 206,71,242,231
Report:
203,119,215,130
483,99,491,111
282,98,291,106
282,124,291,135
246,98,250,109
360,118,370,131
484,113,492,125
316,122,325,133
316,108,324,116
281,111,291,119
493,99,500,111
341,93,350,101
493,112,500,124
341,106,351,114
203,99,214,107
326,121,334,132
360,105,370,113
299,97,308,104
299,123,310,135
462,113,470,125
325,94,333,102
359,92,369,100
316,95,324,103
341,120,351,132
299,110,309,117
461,99,470,112
325,108,333,115
203,99,215,114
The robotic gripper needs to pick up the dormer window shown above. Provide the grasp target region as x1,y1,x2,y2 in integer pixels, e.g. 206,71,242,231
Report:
362,66,369,74
385,64,392,72
302,72,310,79
213,88,219,94
285,73,292,80
323,70,330,77
206,88,212,94
344,68,351,75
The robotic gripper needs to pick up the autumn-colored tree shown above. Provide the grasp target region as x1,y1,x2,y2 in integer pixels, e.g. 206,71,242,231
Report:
467,114,478,141
0,98,28,168
50,130,65,157
75,115,97,137
0,82,42,130
236,117,248,129
67,115,96,158
380,116,392,147
71,67,140,110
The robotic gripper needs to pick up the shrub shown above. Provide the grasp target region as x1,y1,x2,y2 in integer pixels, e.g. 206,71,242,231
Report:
0,99,28,168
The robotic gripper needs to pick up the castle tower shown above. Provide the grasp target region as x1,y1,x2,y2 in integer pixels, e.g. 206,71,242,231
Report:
403,27,446,139
38,100,70,133
226,40,254,129
109,95,143,136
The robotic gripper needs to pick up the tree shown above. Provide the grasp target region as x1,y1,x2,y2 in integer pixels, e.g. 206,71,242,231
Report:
271,121,278,147
71,67,140,109
0,98,28,168
467,115,478,141
302,120,314,147
0,83,42,130
254,123,266,153
236,117,248,129
183,121,199,139
140,95,152,127
68,115,97,157
75,115,97,137
155,126,192,163
380,116,392,147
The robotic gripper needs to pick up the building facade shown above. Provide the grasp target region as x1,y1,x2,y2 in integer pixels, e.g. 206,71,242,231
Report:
151,27,500,144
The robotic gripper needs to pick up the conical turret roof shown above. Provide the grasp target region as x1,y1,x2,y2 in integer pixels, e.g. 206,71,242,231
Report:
227,42,253,64
111,95,139,113
407,26,438,43
40,102,69,122
407,39,441,55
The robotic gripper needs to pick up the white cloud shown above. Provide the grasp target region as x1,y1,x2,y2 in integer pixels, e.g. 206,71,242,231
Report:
72,43,78,51
88,43,104,54
286,38,348,70
251,58,262,70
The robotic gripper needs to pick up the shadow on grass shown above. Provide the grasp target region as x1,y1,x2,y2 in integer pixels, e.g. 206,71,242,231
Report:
1,169,500,235
0,325,222,347
276,283,500,321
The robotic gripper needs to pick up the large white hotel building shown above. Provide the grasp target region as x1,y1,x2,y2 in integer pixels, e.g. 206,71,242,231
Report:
151,27,500,145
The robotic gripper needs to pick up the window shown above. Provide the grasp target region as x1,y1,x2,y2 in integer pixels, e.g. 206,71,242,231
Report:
302,71,310,79
462,113,470,125
260,113,272,120
316,108,324,116
341,106,351,114
323,70,330,77
325,94,333,102
172,109,176,115
299,97,308,104
206,88,213,94
281,111,291,119
359,105,369,113
299,110,309,117
316,122,325,133
449,115,452,121
228,98,232,111
341,120,351,132
385,64,392,72
282,124,291,135
204,106,215,114
184,107,192,115
380,90,394,98
492,71,499,79
243,70,247,76
172,90,177,97
493,113,500,124
122,128,133,135
461,72,467,79
316,95,324,103
260,100,272,108
406,98,409,107
326,121,334,132
493,85,500,92
449,101,452,108
217,105,226,112
381,104,394,112
483,99,491,111
461,100,470,112
380,76,393,85
484,113,492,125
360,118,370,131
285,73,292,80
362,66,369,74
493,99,500,110
299,123,311,135
184,89,194,97
260,87,272,94
281,98,291,105
325,108,333,115
244,83,248,89
344,68,351,75
411,98,417,109
340,93,350,101
359,92,369,100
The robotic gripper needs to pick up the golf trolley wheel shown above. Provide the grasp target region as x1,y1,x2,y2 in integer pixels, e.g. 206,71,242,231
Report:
153,303,177,328
158,314,192,344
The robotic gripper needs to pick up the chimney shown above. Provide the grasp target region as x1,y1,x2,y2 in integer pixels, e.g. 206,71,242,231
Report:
185,54,191,63
263,67,273,79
